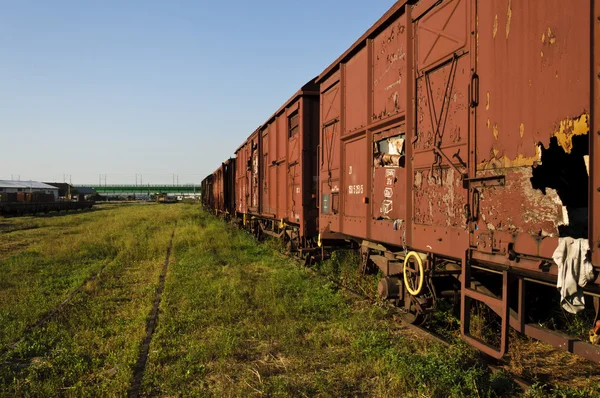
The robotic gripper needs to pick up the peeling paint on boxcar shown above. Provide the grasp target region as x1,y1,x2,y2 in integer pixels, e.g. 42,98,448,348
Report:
477,113,589,171
475,112,590,239
519,123,524,138
505,0,512,39
476,168,563,237
415,55,470,151
478,148,541,170
553,114,589,154
414,168,466,227
492,124,499,140
547,27,556,45
373,18,407,121
493,14,498,39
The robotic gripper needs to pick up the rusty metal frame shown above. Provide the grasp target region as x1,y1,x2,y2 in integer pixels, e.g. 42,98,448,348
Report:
464,248,600,362
461,250,510,359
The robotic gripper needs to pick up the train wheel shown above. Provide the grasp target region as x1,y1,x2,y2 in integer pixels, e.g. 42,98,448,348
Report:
400,293,428,325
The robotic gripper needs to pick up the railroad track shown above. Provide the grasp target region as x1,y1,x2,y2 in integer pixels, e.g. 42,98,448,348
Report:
0,261,112,359
0,226,177,398
286,251,535,394
128,227,176,398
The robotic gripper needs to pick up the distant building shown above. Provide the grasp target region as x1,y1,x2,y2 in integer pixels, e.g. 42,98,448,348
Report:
44,182,75,199
44,183,97,201
73,186,97,201
0,181,60,200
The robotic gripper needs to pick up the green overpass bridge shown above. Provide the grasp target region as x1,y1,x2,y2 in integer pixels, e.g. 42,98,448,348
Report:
76,185,200,195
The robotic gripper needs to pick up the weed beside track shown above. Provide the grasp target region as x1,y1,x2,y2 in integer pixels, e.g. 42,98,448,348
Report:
0,204,182,396
1,205,599,397
128,227,176,398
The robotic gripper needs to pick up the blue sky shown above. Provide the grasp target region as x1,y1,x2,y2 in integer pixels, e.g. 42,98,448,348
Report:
1,0,396,185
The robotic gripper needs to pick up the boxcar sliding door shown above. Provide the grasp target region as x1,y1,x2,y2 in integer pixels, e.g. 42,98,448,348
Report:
411,0,471,259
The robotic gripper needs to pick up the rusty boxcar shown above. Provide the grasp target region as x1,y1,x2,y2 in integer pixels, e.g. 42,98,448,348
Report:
202,159,236,216
317,0,600,361
200,175,213,209
235,78,320,250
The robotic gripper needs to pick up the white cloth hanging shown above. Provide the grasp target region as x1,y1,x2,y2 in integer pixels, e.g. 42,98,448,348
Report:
552,237,594,314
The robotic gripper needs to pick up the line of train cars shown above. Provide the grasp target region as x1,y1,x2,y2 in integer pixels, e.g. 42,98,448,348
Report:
202,0,600,362
0,191,94,216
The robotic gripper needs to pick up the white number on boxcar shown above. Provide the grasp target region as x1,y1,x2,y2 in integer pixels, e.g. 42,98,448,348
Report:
348,184,364,195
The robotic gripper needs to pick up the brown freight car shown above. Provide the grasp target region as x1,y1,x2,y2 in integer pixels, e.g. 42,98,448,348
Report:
211,158,236,216
317,0,600,361
235,78,320,251
201,175,214,210
201,159,236,215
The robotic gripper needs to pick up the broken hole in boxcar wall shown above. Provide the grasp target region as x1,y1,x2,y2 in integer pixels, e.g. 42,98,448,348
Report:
374,134,406,168
530,116,589,239
373,132,406,221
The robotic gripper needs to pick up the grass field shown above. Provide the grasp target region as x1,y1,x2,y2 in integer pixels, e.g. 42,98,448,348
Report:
0,203,599,397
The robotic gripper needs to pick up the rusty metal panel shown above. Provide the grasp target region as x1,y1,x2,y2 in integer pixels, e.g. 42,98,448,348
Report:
268,121,277,164
322,121,340,173
343,47,368,133
287,103,302,223
260,129,270,215
473,0,591,257
409,0,470,260
372,14,408,122
414,167,467,227
593,0,600,266
213,167,223,212
322,74,341,125
288,117,300,165
415,0,468,71
414,54,470,152
342,136,368,237
319,74,342,237
288,161,302,223
249,133,260,213
235,141,250,215
266,166,277,216
276,113,286,162
412,224,468,259
277,163,286,218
